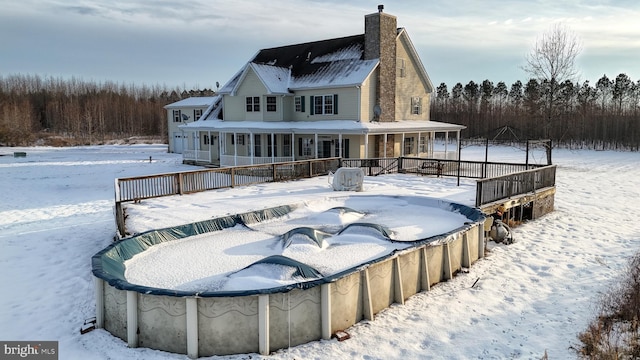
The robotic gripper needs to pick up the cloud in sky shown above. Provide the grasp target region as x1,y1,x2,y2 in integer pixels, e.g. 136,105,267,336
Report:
1,0,639,90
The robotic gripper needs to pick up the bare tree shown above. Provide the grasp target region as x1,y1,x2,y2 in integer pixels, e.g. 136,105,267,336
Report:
523,23,582,162
523,23,582,84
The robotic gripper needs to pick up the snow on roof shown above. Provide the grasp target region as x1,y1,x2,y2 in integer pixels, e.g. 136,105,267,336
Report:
180,119,464,133
250,63,291,94
310,43,362,64
164,96,217,108
217,34,378,94
289,59,378,90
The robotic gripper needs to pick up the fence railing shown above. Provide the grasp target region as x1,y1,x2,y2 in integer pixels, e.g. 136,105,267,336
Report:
475,165,557,208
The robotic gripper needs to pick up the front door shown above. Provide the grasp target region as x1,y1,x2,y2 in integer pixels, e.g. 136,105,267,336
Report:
320,140,332,158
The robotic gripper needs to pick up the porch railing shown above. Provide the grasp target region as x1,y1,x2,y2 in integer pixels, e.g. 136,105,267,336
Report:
219,155,295,167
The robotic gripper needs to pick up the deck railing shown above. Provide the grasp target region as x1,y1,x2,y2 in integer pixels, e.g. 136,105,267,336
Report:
475,165,557,208
114,157,340,236
114,156,555,237
342,157,545,178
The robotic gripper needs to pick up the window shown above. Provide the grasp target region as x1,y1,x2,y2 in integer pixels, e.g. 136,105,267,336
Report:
254,134,261,157
294,96,305,112
231,134,245,145
246,96,260,112
334,139,350,157
310,94,338,115
203,134,210,145
398,58,406,78
298,138,313,157
266,96,276,112
419,136,427,153
194,109,203,120
404,137,415,155
411,97,422,115
173,110,182,122
283,134,291,156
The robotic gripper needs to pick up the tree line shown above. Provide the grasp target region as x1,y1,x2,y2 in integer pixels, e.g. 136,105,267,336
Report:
1,72,639,150
0,74,214,146
431,73,640,150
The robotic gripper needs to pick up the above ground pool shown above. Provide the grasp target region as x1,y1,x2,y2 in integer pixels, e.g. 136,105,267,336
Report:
92,195,485,358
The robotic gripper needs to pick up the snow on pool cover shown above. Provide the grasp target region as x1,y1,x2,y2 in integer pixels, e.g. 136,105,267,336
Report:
124,195,470,292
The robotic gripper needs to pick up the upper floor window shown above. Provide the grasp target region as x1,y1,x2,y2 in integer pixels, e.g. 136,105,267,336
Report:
310,94,338,115
411,97,422,115
266,96,277,112
294,96,305,112
194,109,203,120
173,110,182,122
246,96,260,112
398,58,406,78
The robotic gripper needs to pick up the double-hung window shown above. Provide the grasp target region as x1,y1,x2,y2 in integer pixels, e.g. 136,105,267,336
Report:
411,97,422,115
194,109,203,120
294,96,305,112
266,96,276,112
246,96,260,112
173,110,181,122
311,94,338,115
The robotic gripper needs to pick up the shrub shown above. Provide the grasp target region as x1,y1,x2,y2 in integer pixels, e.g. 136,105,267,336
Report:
574,253,640,358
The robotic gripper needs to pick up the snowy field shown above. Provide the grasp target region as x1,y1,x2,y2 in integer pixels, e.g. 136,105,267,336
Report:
1,144,639,359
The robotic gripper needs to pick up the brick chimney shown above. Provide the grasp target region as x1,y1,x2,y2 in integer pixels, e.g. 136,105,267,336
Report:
365,5,396,122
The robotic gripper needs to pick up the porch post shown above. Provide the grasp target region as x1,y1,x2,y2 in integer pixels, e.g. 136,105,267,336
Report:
338,133,343,158
364,134,369,158
401,133,405,156
250,131,254,165
208,130,212,163
445,131,449,158
195,131,199,162
383,133,387,158
271,132,275,163
314,133,318,159
234,132,238,166
430,132,435,156
456,130,461,160
291,132,295,161
220,131,225,165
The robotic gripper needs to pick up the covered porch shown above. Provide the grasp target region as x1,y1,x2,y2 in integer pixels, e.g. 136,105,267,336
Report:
179,120,465,167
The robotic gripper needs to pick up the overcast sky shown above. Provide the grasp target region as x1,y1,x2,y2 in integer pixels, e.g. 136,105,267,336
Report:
1,0,639,91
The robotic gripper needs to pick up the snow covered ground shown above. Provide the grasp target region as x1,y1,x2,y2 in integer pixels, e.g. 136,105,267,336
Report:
1,144,639,359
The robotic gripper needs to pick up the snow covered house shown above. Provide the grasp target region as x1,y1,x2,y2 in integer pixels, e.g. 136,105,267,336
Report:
164,96,217,153
179,6,464,166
